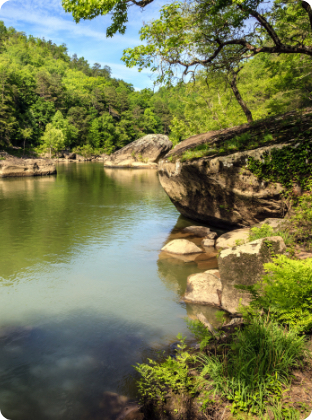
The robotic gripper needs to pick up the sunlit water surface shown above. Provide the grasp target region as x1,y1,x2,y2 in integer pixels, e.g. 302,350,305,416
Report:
0,163,219,420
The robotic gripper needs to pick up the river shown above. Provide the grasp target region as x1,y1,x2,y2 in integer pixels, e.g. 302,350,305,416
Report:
0,163,219,420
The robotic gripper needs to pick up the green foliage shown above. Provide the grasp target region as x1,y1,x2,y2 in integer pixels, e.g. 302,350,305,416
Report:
199,316,307,415
0,22,172,153
247,139,312,190
185,318,213,350
40,124,65,157
249,223,274,242
135,334,197,405
286,189,312,247
246,255,312,333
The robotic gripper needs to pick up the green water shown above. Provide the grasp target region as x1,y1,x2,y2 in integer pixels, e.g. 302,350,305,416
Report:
0,163,218,420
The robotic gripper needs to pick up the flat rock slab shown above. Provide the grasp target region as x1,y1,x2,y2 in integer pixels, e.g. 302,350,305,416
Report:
161,239,204,255
0,159,56,177
218,236,286,313
183,271,222,306
216,227,250,250
182,226,211,237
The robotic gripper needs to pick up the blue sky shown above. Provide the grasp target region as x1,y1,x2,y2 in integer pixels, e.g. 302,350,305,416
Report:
0,0,165,90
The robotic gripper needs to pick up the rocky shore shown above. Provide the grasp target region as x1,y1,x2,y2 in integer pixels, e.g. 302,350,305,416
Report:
160,218,286,315
0,152,56,178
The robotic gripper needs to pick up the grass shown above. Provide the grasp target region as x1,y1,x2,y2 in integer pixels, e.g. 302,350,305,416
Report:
198,316,307,415
179,131,275,162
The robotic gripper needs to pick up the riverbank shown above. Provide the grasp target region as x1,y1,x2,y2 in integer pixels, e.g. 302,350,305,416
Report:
134,187,312,419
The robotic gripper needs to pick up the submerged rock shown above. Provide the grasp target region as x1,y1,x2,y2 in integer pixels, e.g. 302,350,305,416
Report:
104,134,172,168
182,226,211,237
161,239,204,255
0,158,56,178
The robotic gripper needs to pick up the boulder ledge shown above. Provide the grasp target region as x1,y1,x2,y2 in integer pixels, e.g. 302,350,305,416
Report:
104,134,172,168
0,158,56,178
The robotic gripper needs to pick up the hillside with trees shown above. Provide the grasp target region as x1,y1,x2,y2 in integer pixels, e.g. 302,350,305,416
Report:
0,21,174,155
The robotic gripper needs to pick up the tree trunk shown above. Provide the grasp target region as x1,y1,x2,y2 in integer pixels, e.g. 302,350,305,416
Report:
230,72,253,123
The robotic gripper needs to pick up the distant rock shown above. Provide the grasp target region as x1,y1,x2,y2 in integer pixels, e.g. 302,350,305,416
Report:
183,271,222,306
0,158,56,178
64,152,76,160
104,134,172,168
218,236,286,313
182,226,211,237
161,239,204,255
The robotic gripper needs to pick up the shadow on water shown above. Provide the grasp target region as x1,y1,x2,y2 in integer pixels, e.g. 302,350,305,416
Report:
0,311,162,420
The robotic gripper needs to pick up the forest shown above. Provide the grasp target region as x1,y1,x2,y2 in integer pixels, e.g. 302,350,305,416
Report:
1,0,312,157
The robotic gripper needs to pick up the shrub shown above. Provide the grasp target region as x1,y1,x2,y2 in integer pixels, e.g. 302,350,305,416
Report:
198,316,307,415
249,223,274,241
286,191,312,248
135,334,197,405
246,255,312,332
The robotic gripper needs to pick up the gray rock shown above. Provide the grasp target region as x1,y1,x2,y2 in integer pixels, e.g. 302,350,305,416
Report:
0,158,56,178
218,236,286,313
183,271,222,306
182,226,211,237
158,143,289,228
104,134,172,168
216,227,250,250
161,239,204,255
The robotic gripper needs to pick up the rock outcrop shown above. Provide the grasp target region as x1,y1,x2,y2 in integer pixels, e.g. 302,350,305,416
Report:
104,134,172,168
158,145,286,229
218,236,286,313
0,158,56,178
158,109,312,228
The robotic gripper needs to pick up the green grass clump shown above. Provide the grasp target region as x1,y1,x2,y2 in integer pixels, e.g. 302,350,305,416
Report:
249,223,274,241
180,144,218,162
135,334,197,405
199,316,307,415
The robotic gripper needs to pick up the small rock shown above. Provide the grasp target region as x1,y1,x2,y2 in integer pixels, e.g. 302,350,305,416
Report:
161,239,204,255
216,227,250,250
182,226,211,237
296,251,312,260
183,272,222,306
206,231,218,240
202,238,215,248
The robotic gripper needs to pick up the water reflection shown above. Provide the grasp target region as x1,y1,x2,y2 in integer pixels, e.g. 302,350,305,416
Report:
0,164,224,420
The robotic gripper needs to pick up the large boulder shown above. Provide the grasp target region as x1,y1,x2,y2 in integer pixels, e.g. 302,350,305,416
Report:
104,134,172,168
0,158,56,178
158,144,287,228
183,270,222,306
218,236,286,313
161,239,204,254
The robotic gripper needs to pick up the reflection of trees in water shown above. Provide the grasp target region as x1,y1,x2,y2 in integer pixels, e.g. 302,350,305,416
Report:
0,164,171,279
157,257,202,296
0,312,162,420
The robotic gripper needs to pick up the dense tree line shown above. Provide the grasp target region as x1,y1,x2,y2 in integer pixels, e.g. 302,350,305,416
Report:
0,21,173,154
